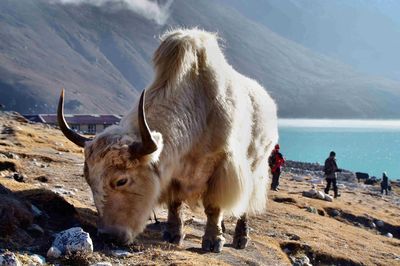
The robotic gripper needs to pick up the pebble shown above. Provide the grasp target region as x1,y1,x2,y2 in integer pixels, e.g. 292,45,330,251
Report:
385,233,393,238
49,227,93,256
324,194,333,202
369,221,376,229
331,209,340,217
0,252,21,266
376,220,384,227
316,191,325,200
111,250,133,258
47,246,62,258
289,234,301,241
91,262,112,266
293,176,305,182
52,188,76,196
30,254,46,265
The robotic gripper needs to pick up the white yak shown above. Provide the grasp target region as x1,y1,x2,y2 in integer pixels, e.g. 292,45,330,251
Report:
58,28,278,252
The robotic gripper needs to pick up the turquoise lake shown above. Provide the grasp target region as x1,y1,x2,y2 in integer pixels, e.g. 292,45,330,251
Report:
278,119,400,180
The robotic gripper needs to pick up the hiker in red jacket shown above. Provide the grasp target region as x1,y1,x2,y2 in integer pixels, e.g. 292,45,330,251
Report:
269,144,285,191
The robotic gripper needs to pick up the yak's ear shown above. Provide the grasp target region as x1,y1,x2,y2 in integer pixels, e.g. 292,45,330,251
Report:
129,131,164,163
148,131,163,162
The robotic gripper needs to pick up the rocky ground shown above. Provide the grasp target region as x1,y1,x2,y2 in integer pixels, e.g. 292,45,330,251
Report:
0,111,399,266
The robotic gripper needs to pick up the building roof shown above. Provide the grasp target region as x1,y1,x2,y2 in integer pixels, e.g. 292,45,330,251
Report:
23,114,122,125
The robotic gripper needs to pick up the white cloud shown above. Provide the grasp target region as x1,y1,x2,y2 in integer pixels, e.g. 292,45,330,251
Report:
48,0,174,25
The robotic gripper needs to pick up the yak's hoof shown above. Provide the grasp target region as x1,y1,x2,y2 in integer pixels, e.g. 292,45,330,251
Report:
201,235,225,253
232,235,249,249
163,231,185,245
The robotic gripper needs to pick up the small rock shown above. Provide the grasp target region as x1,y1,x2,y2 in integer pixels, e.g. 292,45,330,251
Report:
386,233,393,238
316,191,325,200
52,188,75,196
111,250,133,258
331,209,340,217
50,227,93,255
30,254,46,265
0,252,22,266
369,222,376,229
293,176,305,182
289,234,301,241
91,262,112,266
47,246,62,258
376,220,384,227
5,152,19,160
324,194,333,202
354,222,362,228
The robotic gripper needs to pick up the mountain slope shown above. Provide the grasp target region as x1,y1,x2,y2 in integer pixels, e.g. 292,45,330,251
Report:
1,0,400,118
224,0,400,81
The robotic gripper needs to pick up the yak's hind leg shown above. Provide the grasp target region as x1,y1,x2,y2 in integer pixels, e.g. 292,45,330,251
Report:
163,201,185,245
202,205,225,253
232,213,249,249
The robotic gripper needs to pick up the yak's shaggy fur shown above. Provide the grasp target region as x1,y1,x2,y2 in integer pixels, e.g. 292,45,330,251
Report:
83,28,278,247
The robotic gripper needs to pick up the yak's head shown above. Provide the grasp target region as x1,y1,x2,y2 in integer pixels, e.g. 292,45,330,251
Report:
57,89,163,245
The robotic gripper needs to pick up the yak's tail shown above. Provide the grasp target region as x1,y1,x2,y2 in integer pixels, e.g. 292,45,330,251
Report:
148,28,226,93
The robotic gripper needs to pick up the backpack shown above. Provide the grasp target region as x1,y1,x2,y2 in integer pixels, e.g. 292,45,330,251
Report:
324,159,333,175
268,152,276,168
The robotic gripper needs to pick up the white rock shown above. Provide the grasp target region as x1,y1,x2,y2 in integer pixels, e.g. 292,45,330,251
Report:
51,227,93,255
30,254,46,265
386,233,393,238
111,250,133,258
308,189,317,196
324,194,333,202
91,262,112,266
47,246,62,258
51,188,76,196
316,191,325,200
310,178,323,184
0,252,22,266
293,176,305,182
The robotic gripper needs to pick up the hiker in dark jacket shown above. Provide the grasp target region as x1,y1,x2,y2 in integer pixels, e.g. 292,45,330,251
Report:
381,172,390,195
324,151,342,198
269,144,285,191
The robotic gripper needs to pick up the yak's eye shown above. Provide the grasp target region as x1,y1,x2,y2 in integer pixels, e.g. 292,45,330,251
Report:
116,178,128,187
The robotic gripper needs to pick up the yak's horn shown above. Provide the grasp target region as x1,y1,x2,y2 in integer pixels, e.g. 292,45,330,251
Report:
136,89,158,156
57,89,91,147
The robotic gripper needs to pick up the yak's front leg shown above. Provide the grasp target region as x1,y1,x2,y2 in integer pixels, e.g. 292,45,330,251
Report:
202,206,225,253
232,213,249,249
163,201,185,245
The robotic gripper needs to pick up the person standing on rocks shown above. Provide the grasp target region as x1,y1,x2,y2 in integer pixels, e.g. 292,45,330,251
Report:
380,172,390,195
324,151,342,198
268,144,285,191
